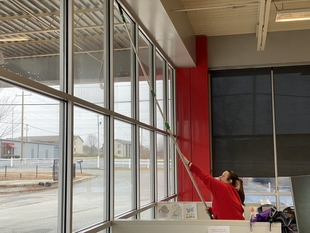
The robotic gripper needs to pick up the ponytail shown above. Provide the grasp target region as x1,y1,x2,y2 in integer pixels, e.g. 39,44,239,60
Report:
227,170,245,206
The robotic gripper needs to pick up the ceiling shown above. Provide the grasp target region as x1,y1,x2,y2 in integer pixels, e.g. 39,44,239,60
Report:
176,0,310,51
0,0,310,68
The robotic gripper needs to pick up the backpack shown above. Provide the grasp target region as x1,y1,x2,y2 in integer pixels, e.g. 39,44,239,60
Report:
268,206,294,233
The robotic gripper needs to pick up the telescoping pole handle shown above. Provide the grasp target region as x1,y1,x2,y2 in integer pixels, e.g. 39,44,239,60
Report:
116,0,213,220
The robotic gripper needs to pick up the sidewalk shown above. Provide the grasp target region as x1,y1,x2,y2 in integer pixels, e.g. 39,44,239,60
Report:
0,176,89,194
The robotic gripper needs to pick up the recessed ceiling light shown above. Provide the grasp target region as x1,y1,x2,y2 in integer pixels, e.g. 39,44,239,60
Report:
276,8,310,22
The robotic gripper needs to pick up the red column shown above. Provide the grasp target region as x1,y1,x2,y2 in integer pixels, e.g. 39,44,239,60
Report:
176,36,211,201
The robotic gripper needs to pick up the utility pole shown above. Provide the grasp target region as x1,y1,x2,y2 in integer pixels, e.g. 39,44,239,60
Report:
16,91,31,164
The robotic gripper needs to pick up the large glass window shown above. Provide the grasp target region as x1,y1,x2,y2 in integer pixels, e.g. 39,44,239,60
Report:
274,66,310,176
138,33,152,125
73,107,106,231
114,7,134,118
114,119,134,216
73,0,106,107
0,1,60,88
211,66,310,210
0,1,176,232
0,81,60,231
155,53,165,130
157,133,166,200
211,69,274,177
140,128,153,206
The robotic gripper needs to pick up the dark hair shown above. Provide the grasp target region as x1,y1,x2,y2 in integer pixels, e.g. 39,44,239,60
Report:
227,170,245,206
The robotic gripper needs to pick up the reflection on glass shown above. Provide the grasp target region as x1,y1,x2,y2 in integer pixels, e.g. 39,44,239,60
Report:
140,207,154,220
73,107,106,231
0,1,60,88
0,82,59,231
244,195,276,205
114,6,134,117
278,177,291,192
157,133,166,200
114,120,133,216
73,0,105,107
140,128,152,206
139,33,152,125
279,196,294,211
242,177,275,193
155,53,165,130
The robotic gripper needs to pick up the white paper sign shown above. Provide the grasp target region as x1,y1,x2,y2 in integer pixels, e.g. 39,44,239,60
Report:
207,226,230,233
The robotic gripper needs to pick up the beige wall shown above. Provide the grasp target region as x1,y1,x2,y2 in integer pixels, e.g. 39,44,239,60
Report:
208,29,310,70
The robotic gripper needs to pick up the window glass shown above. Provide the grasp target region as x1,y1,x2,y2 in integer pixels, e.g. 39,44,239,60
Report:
139,207,154,220
73,0,106,106
114,5,134,118
157,133,166,200
72,107,106,231
114,119,133,216
0,81,60,231
139,33,152,125
0,2,60,88
244,195,276,205
279,196,294,211
155,53,165,130
243,177,276,193
140,128,152,206
211,69,274,177
274,66,310,176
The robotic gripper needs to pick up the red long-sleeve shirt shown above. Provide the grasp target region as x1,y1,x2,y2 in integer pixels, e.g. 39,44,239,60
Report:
190,164,245,220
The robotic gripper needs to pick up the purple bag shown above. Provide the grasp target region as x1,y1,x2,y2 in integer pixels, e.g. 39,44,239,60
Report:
250,208,273,232
253,208,272,222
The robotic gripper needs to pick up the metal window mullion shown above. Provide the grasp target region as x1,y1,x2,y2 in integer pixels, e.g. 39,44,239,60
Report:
59,0,74,232
150,44,157,212
163,61,169,198
106,0,114,224
134,28,141,217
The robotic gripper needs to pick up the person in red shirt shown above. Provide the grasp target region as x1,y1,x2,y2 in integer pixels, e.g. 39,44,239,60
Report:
183,157,245,220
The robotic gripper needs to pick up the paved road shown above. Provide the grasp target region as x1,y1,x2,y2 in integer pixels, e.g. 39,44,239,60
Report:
0,166,154,233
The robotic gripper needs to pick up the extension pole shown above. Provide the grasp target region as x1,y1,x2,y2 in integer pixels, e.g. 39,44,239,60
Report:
117,2,212,219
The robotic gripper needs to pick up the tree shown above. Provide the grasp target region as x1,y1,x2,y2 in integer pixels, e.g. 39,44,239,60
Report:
0,94,20,139
86,133,98,154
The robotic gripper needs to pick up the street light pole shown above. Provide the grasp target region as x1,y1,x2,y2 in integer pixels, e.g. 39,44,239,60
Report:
97,114,101,168
20,90,24,163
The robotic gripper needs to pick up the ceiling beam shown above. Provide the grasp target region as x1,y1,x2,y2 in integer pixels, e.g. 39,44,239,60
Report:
256,0,266,51
260,0,271,51
257,0,271,51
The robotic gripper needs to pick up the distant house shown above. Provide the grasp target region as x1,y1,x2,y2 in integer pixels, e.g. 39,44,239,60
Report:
114,139,131,158
16,135,84,155
0,139,59,159
0,141,17,157
73,136,84,155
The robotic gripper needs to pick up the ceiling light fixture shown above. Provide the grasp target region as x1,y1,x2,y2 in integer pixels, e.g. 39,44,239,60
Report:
0,37,29,42
276,8,310,22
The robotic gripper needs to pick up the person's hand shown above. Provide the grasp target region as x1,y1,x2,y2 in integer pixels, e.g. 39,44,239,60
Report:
182,155,190,165
206,207,213,214
205,207,214,219
182,155,192,167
